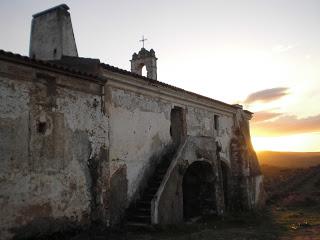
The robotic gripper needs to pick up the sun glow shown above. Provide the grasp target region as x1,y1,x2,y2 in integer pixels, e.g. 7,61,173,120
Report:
252,133,320,152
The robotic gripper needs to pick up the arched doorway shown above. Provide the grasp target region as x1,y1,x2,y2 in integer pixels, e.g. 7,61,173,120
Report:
183,161,216,220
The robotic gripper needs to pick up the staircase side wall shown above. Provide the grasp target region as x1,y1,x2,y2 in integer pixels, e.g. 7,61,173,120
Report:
107,86,173,224
155,105,235,224
156,164,184,224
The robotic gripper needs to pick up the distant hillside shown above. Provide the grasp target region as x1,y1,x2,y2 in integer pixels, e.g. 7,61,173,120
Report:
257,151,320,168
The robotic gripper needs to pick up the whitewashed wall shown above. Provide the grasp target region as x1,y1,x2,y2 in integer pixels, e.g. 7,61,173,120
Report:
109,88,172,200
0,62,108,239
186,106,234,164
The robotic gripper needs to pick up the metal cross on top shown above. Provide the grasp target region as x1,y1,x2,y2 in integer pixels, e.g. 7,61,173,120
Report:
140,35,147,48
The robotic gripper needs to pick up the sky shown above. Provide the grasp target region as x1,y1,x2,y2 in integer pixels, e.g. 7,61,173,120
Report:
1,0,320,152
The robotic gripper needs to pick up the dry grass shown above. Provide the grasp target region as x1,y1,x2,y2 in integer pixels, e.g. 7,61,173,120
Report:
126,164,320,240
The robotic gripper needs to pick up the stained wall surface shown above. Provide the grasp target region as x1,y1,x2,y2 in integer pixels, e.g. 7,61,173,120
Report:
108,87,172,201
103,69,242,225
106,79,235,206
0,4,266,237
0,60,108,239
186,106,234,164
0,55,264,238
29,5,78,60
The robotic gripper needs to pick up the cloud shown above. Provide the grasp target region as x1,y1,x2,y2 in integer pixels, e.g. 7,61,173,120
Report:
252,114,320,136
253,111,283,122
244,87,289,104
272,44,297,53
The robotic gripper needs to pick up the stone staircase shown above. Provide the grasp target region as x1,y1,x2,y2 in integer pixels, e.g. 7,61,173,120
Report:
126,149,175,228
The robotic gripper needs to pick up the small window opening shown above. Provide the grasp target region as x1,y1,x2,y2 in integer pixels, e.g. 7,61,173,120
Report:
37,122,47,134
141,65,147,77
214,115,219,131
216,141,222,154
53,48,57,55
93,98,98,108
170,106,186,146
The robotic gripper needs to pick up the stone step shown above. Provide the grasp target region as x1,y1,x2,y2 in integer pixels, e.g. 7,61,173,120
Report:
125,150,175,228
149,178,162,184
126,222,154,232
153,173,165,180
157,162,170,170
156,168,167,174
136,200,151,208
148,182,162,189
146,186,158,192
128,207,150,215
128,214,150,223
134,209,151,215
142,194,155,201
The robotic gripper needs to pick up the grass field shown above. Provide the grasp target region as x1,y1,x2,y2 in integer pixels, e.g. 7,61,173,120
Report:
123,163,320,240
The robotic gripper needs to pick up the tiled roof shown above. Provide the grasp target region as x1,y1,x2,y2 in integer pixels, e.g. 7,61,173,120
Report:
0,50,103,83
100,63,244,111
0,49,252,113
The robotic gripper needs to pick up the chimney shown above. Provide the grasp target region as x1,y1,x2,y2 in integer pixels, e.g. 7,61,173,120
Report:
29,4,78,60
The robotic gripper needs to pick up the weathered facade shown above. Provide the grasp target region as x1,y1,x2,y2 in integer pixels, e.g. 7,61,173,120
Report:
0,5,264,239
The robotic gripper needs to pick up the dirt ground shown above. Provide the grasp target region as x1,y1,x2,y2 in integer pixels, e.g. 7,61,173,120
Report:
121,206,319,240
121,164,320,240
25,164,320,240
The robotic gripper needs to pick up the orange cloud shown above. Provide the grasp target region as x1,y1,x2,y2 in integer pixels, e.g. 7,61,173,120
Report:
252,114,320,136
252,111,283,122
244,87,289,104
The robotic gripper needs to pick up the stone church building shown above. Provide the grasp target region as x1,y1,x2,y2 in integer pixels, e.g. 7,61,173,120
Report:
0,4,264,239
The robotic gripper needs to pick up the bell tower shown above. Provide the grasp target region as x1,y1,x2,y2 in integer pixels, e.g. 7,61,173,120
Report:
130,47,158,80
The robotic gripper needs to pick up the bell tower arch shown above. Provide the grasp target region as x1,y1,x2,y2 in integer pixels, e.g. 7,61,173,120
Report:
130,48,158,80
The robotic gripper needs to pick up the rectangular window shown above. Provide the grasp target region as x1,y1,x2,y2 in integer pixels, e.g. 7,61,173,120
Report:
214,115,219,131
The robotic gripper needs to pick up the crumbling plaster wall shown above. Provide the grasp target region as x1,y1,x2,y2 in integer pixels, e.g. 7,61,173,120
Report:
186,106,234,164
104,72,263,225
30,6,78,60
150,105,234,224
229,109,265,210
106,77,239,222
0,61,108,239
155,106,263,224
156,136,221,224
108,87,172,203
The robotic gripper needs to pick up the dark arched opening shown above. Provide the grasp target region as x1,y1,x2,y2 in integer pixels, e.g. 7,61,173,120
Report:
221,161,230,209
183,161,216,220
